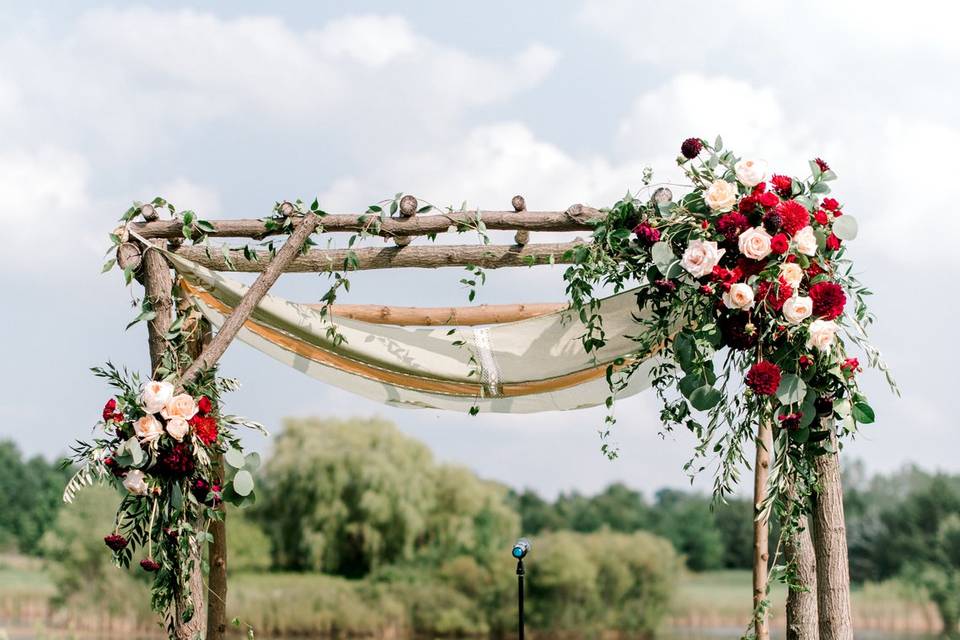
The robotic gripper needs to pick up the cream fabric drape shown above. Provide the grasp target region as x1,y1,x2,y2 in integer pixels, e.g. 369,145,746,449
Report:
167,252,658,413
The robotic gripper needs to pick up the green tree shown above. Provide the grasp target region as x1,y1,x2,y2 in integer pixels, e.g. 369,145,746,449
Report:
226,508,272,573
650,489,725,571
0,440,71,553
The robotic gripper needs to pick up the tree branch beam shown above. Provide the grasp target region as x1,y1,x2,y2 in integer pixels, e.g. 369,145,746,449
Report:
323,302,569,326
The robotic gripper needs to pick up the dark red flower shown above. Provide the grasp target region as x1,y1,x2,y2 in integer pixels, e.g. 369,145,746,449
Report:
776,200,810,236
814,158,830,172
140,558,161,572
814,396,835,416
715,212,750,243
814,209,829,225
699,284,714,295
156,443,195,477
197,396,213,416
822,197,840,212
746,361,782,396
770,233,789,255
104,456,128,478
190,414,219,446
778,412,803,430
809,282,846,320
681,137,703,159
826,233,842,251
762,211,782,235
806,262,825,279
104,534,128,551
735,256,767,279
757,278,794,311
102,399,123,423
758,191,780,209
654,279,677,293
770,175,793,197
841,358,860,376
798,355,813,369
633,221,661,246
719,313,758,350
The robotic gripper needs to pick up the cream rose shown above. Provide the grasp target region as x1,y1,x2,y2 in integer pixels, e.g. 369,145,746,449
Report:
779,263,804,288
123,469,149,496
134,414,164,444
681,239,726,278
793,226,818,256
165,416,190,442
806,319,838,352
738,227,773,260
705,179,738,212
141,380,174,414
722,283,755,310
734,158,768,187
782,296,813,324
161,393,198,421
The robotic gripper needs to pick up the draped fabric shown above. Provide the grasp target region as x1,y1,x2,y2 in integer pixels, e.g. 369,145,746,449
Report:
166,252,660,413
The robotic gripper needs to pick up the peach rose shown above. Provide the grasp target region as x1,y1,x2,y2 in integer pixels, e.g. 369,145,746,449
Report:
782,296,813,324
779,263,804,288
738,227,773,260
705,180,738,212
165,416,190,442
794,226,818,256
681,239,725,278
723,283,755,310
734,158,768,187
134,415,164,444
806,319,838,352
161,394,198,421
123,470,149,496
141,380,174,414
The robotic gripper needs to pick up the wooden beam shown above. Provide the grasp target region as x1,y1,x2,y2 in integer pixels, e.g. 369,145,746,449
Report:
171,240,585,273
753,420,773,640
323,302,569,326
179,213,321,385
131,205,603,240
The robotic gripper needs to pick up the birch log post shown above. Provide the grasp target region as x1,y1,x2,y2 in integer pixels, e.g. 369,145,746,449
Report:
179,212,320,385
752,421,773,640
812,427,854,640
785,512,819,639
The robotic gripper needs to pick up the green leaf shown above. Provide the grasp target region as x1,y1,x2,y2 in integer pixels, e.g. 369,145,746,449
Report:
776,374,807,405
678,373,700,399
852,401,875,424
832,215,858,241
673,333,697,372
810,182,831,194
124,436,143,466
224,448,245,469
171,482,184,510
101,258,116,273
714,135,723,153
690,385,722,411
244,452,261,471
232,470,254,497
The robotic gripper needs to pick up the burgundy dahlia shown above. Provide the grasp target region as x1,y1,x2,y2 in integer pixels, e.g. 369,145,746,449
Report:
157,442,195,477
140,558,161,572
809,282,846,320
746,361,782,396
718,313,757,350
763,212,783,235
633,221,661,247
715,211,750,243
681,137,703,159
104,533,128,551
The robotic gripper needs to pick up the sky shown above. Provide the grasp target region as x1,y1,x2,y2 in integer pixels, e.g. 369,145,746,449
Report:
0,1,956,498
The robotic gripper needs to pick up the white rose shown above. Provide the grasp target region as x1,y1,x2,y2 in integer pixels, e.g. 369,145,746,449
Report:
779,263,804,288
705,179,738,212
161,394,198,421
738,227,773,260
782,296,813,324
806,319,838,352
722,283,755,310
734,158,768,187
165,416,190,442
123,469,149,496
681,239,726,278
134,414,164,444
793,226,818,256
141,380,174,414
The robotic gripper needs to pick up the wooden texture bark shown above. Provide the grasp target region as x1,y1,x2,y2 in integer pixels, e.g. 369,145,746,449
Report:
785,513,819,640
172,240,584,273
812,428,854,640
206,454,228,640
131,205,602,239
322,302,568,326
753,420,773,640
179,212,320,385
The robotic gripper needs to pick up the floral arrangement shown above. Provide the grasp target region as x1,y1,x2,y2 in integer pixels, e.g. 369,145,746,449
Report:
65,363,263,632
564,136,896,542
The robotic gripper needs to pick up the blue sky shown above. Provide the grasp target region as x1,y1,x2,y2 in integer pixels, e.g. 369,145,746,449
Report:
0,1,955,497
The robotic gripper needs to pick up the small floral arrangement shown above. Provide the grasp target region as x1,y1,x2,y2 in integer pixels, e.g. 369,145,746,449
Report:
64,363,264,630
565,135,896,523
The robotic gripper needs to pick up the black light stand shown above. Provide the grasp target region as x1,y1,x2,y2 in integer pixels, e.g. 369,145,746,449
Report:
516,556,525,640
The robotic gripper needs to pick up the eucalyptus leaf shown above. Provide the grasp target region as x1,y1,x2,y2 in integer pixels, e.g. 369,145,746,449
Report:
124,436,143,466
690,385,722,411
832,215,858,241
224,448,246,469
244,452,261,471
233,470,254,497
776,374,807,405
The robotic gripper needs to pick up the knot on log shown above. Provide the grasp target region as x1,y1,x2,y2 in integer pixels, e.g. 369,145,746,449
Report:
140,203,159,221
399,195,418,217
511,195,526,212
565,203,601,224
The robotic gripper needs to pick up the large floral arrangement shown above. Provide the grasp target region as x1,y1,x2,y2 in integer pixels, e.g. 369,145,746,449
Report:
564,136,896,534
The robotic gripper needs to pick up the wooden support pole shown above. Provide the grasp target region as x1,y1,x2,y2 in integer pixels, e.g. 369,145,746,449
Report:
812,427,853,640
322,302,568,326
753,420,773,640
785,512,820,640
179,212,320,385
172,240,583,273
131,205,602,240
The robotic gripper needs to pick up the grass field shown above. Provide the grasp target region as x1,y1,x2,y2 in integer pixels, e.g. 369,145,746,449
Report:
0,559,945,638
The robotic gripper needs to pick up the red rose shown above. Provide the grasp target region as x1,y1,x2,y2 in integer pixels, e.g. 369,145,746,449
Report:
809,282,846,320
822,197,840,212
190,415,219,446
101,399,122,423
826,233,842,251
758,191,780,208
757,278,794,311
798,355,813,369
197,396,213,416
770,233,789,255
770,174,792,197
746,361,782,396
776,200,810,236
814,209,829,225
841,358,860,377
715,212,750,243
